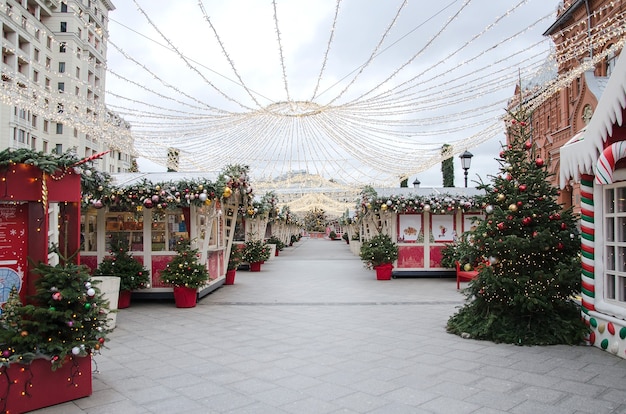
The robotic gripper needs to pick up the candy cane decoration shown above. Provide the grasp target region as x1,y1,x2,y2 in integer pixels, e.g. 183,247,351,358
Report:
72,150,110,167
579,175,595,314
595,141,626,184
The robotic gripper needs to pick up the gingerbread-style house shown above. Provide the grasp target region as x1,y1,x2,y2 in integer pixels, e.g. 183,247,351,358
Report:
560,49,626,358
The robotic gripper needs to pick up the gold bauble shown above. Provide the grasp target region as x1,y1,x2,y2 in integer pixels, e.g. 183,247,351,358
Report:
223,187,232,198
497,194,505,202
508,204,518,212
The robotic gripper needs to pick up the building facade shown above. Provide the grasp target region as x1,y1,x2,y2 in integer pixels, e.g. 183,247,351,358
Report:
0,0,133,172
512,0,624,212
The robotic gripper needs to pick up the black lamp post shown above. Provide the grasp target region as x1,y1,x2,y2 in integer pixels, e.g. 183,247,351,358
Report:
459,150,473,188
412,178,420,189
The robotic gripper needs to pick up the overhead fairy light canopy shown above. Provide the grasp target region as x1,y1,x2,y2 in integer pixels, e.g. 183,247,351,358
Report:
1,1,622,190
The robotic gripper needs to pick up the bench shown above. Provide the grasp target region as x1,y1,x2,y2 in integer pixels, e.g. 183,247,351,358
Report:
455,261,479,289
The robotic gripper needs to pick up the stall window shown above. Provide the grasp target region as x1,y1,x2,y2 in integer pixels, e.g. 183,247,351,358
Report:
81,211,98,252
431,214,455,243
604,184,626,306
398,214,422,243
151,210,188,252
105,212,144,251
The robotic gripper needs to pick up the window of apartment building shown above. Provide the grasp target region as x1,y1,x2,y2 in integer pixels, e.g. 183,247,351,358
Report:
43,140,48,152
33,48,39,62
34,28,40,41
61,3,68,12
606,45,617,76
75,86,79,96
31,136,36,150
56,123,63,134
32,114,37,128
57,82,64,92
73,128,78,137
43,120,48,133
75,66,80,78
60,22,67,33
58,62,65,73
603,183,626,307
77,28,82,40
55,143,62,153
57,103,63,113
21,15,27,29
45,77,50,89
59,42,66,53
18,108,26,119
76,47,81,58
46,36,51,49
16,128,26,143
45,57,50,69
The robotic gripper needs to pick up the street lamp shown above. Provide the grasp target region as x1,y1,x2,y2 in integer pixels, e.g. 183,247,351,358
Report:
459,150,473,188
412,178,420,189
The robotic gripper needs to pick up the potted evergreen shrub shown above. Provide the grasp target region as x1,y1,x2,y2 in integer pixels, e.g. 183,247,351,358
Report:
94,236,150,309
267,235,285,256
0,259,110,412
242,239,271,271
159,238,209,307
359,233,399,280
226,244,244,285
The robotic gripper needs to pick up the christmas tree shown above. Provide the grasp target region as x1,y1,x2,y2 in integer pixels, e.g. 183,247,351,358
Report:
0,260,110,370
446,109,587,345
159,238,209,288
94,235,150,291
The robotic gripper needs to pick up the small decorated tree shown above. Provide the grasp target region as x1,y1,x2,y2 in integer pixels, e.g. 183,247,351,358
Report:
359,233,398,269
0,259,110,370
94,235,150,292
159,238,209,289
242,239,271,264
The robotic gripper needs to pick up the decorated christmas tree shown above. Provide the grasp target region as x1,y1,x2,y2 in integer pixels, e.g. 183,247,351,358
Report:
447,108,587,345
159,238,209,288
94,235,150,291
0,259,110,370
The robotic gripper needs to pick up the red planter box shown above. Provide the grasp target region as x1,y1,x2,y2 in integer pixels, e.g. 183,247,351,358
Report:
249,262,262,272
1,356,92,413
225,269,236,285
375,263,393,280
173,286,197,308
118,290,132,309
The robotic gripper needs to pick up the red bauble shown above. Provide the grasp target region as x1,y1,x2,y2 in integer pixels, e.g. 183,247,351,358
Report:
506,174,513,181
560,222,567,230
535,158,544,167
524,141,532,150
522,217,532,226
497,222,506,231
532,231,538,237
557,242,564,250
518,184,527,192
143,198,154,209
517,201,523,207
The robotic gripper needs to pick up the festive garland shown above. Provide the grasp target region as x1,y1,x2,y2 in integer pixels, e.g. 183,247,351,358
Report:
357,192,480,217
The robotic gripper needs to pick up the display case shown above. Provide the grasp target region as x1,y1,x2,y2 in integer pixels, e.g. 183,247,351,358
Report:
105,212,144,251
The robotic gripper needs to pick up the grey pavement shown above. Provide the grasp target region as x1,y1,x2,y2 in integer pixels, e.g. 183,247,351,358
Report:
33,238,626,414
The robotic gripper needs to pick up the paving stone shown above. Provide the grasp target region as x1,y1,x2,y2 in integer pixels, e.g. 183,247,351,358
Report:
28,239,626,414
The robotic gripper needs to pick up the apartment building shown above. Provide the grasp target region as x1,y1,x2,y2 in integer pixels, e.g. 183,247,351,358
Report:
0,0,134,173
511,0,624,212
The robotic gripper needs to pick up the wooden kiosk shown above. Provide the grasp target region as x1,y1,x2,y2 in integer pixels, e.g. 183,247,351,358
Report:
80,168,253,299
356,187,483,276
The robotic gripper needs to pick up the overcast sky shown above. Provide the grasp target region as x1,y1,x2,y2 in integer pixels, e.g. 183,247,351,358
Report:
105,0,561,188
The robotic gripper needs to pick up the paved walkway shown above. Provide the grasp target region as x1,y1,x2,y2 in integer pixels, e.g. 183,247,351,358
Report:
34,238,626,414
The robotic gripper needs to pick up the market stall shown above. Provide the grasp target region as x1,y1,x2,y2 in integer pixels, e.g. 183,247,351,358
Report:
356,187,482,276
80,166,253,299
